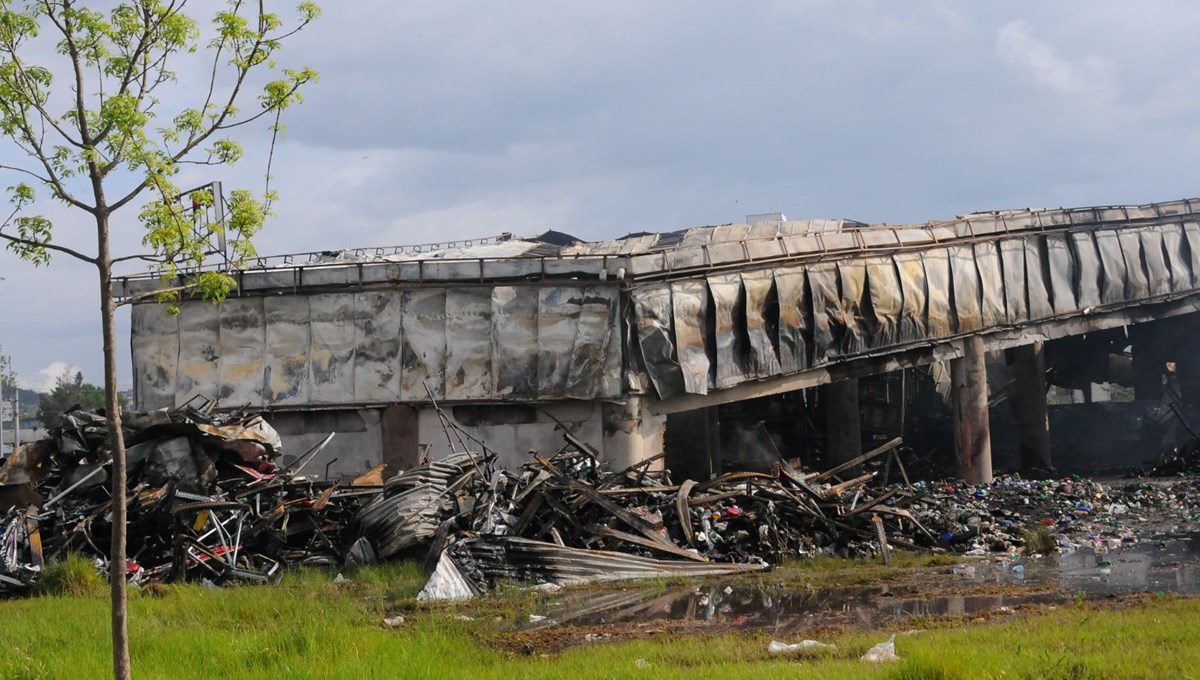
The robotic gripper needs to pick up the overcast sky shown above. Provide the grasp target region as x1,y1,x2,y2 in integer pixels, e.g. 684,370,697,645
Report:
3,1,1200,391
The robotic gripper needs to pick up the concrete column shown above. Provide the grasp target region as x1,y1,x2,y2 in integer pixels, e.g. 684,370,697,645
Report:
951,336,993,483
822,379,861,470
1011,342,1052,470
380,404,419,472
601,397,666,471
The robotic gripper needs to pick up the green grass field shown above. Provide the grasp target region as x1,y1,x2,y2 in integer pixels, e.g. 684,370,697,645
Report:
2,557,1196,679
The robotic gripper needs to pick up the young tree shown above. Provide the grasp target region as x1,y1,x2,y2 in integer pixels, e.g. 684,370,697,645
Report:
0,2,319,677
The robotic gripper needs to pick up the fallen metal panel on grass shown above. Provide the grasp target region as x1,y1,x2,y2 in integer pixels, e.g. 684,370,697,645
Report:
670,280,711,395
708,272,751,386
773,265,810,373
491,286,539,399
399,289,447,401
353,292,403,403
263,296,310,406
445,289,493,400
441,536,766,595
741,269,782,378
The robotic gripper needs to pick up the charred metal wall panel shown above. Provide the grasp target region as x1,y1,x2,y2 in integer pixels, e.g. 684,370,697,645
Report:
399,289,447,401
670,280,711,395
836,261,869,355
999,240,1027,322
632,283,684,399
1119,231,1150,301
130,304,178,409
133,204,1200,409
741,270,781,378
217,297,266,406
565,287,620,400
708,273,750,386
444,289,494,400
263,296,310,406
773,266,810,374
894,252,928,343
309,294,356,404
354,292,403,403
1024,237,1055,320
1070,232,1102,310
491,287,539,399
137,283,622,410
865,257,902,348
806,262,840,365
923,250,954,338
537,287,582,399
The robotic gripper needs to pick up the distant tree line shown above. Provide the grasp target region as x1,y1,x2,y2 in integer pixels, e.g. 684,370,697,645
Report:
36,371,125,430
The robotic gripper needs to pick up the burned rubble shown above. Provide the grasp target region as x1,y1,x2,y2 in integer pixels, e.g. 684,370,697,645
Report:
1,399,1196,600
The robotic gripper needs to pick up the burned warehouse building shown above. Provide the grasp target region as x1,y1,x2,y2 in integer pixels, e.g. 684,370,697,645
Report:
119,197,1200,483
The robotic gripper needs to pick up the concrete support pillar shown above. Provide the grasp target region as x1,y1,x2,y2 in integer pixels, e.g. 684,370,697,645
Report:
1011,342,1052,470
822,379,861,470
380,404,419,472
601,397,666,471
951,336,993,483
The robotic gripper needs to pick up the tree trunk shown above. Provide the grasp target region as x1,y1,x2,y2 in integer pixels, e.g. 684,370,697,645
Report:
97,213,131,680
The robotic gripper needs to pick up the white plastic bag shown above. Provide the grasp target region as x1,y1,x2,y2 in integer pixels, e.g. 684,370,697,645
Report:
768,639,836,654
860,635,900,662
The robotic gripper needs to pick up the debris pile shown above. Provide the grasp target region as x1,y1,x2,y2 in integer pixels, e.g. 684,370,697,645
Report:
0,399,379,594
414,436,938,598
4,398,1196,600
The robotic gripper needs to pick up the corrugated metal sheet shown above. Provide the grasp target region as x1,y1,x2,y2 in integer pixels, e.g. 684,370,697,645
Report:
621,219,1200,399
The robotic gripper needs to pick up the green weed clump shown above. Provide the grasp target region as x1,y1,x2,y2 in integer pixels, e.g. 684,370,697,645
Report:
1022,525,1058,555
36,554,106,597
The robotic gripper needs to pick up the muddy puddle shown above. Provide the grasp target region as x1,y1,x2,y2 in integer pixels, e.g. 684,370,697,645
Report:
518,536,1200,636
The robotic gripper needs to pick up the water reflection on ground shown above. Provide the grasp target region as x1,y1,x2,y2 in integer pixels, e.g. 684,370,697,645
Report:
520,536,1200,634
